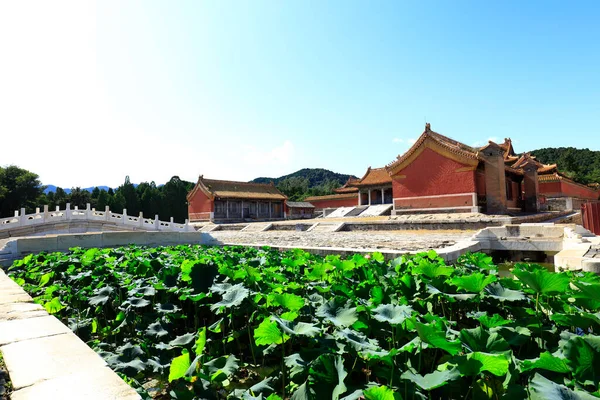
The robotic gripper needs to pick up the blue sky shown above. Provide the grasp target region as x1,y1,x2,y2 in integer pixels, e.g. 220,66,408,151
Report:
1,1,599,187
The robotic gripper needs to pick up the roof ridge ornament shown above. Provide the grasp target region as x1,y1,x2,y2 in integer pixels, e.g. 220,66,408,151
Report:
425,122,431,132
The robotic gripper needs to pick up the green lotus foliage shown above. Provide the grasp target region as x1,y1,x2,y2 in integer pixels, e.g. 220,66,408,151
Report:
8,245,600,399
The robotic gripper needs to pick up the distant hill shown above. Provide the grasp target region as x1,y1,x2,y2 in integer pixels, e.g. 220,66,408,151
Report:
252,168,358,201
252,168,356,187
44,185,113,194
530,147,600,184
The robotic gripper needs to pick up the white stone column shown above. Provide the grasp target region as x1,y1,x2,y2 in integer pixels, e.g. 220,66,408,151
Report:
20,208,26,225
122,208,127,225
381,188,385,204
154,214,159,230
367,191,371,206
105,206,110,221
66,203,72,220
139,212,144,228
43,205,49,222
358,190,362,206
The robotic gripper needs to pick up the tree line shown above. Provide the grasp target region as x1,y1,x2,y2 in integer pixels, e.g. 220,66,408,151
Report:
531,147,600,185
0,165,193,223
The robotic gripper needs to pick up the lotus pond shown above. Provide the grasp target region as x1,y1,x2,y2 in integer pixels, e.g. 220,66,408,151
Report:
7,245,600,399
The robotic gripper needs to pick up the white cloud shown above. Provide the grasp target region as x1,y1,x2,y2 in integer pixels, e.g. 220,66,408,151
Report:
392,138,404,143
407,138,417,144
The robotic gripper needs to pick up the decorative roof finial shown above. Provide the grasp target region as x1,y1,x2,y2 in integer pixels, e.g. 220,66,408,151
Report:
425,122,431,132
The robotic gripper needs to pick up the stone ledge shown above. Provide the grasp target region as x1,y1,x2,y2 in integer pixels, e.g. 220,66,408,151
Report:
10,365,141,400
1,333,110,389
0,302,46,322
0,315,71,346
0,269,141,399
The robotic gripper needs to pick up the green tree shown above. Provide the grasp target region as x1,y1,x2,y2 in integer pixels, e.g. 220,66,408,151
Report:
116,176,140,215
161,176,193,223
54,187,68,209
109,191,126,213
69,187,91,209
0,165,46,217
96,190,109,210
277,176,310,201
139,182,162,218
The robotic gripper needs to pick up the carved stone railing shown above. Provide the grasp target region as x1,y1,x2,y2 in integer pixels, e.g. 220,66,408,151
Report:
0,203,194,232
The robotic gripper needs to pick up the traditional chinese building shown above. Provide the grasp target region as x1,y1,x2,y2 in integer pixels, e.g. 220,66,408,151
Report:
385,124,599,214
304,167,393,210
285,201,315,219
187,176,287,222
189,125,599,220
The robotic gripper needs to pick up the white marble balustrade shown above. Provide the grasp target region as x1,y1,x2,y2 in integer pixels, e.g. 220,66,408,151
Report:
0,204,193,232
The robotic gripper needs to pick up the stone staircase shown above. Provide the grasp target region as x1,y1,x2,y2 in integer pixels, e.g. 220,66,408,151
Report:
325,207,356,218
240,223,273,232
359,204,393,217
585,245,600,259
307,222,345,233
345,206,368,217
199,224,220,232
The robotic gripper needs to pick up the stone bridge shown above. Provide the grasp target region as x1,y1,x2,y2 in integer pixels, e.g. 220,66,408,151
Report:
0,203,194,239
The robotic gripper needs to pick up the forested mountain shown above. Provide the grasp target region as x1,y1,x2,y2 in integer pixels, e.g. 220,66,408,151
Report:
530,147,600,184
44,185,112,194
252,168,358,201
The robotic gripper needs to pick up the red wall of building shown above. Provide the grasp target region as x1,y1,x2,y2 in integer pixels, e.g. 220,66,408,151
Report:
540,181,600,200
392,148,477,209
538,182,562,198
308,196,358,209
394,194,474,209
188,190,213,221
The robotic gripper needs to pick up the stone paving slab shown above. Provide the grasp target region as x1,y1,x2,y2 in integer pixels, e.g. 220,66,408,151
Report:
0,258,142,399
1,333,109,389
0,292,33,306
0,315,71,346
0,302,46,322
10,365,141,400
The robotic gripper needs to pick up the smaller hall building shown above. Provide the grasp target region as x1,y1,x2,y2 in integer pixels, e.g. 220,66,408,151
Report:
187,176,287,222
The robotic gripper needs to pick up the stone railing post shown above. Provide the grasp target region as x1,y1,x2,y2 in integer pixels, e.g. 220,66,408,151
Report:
86,203,91,219
105,206,110,221
43,205,49,222
122,209,127,225
139,212,144,228
154,215,159,230
20,208,26,225
66,203,72,220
